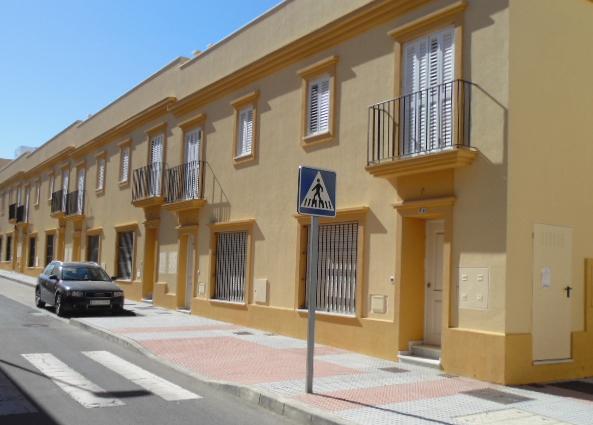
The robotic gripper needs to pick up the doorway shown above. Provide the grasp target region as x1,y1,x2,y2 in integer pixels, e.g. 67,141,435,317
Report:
183,234,196,310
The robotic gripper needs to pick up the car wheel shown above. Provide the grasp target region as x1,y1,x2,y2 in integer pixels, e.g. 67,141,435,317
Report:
35,287,45,308
55,293,68,317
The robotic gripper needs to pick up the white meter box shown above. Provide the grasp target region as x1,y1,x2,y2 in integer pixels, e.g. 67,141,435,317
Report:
459,267,490,310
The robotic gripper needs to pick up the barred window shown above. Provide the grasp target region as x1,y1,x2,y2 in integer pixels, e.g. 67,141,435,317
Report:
28,237,37,268
45,234,55,266
214,231,247,303
5,235,12,262
305,222,358,315
116,231,134,280
87,235,100,263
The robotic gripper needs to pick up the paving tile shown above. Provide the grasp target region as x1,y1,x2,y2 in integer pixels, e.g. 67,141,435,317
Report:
462,388,533,405
455,408,570,425
317,353,398,370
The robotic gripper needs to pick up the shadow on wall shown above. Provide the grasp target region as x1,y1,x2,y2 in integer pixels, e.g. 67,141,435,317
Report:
203,162,230,223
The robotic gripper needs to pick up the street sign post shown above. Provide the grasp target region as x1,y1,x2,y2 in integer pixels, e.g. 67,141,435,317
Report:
297,166,336,394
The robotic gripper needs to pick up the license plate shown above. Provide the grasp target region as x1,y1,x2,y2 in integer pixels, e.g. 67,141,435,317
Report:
90,300,110,306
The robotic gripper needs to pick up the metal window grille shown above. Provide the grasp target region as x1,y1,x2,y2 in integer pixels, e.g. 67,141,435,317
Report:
87,235,100,263
117,231,134,280
5,236,12,261
214,231,247,303
305,222,358,315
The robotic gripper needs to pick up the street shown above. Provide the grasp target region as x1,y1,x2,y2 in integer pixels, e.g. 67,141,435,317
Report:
0,276,297,425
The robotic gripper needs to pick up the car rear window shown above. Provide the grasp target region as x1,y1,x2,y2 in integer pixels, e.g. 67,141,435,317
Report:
61,266,111,282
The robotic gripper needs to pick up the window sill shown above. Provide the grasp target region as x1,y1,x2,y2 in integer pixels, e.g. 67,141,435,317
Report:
302,131,333,147
95,188,105,196
297,308,357,319
118,180,130,189
233,152,255,165
209,298,247,308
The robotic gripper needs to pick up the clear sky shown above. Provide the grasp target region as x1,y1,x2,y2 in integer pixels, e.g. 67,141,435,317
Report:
0,0,280,160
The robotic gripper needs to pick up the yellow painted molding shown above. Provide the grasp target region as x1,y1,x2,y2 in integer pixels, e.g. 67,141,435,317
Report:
145,121,168,137
162,198,207,212
367,148,477,178
178,113,207,130
86,226,103,235
388,0,467,42
294,206,370,224
209,218,256,232
230,90,260,109
394,196,456,211
297,55,339,78
132,196,165,209
113,222,139,232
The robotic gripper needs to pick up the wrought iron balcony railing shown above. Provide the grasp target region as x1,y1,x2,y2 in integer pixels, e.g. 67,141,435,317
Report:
65,190,85,216
51,190,65,214
165,161,204,204
132,162,164,202
367,79,472,165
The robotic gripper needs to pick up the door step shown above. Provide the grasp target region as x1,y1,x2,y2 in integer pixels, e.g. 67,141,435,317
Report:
398,344,442,370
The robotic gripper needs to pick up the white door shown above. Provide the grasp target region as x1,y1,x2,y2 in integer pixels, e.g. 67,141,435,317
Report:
77,168,85,214
184,235,195,309
402,27,455,155
425,220,444,346
184,129,201,200
150,134,164,196
532,224,572,361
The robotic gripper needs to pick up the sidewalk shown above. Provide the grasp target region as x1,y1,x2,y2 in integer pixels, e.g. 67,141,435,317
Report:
1,270,592,425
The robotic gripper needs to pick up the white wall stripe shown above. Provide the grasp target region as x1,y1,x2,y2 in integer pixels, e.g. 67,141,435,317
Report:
22,353,124,409
83,351,200,401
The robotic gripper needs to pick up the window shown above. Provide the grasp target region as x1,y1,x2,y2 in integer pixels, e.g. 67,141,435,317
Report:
34,180,40,206
28,236,37,268
116,231,134,280
48,173,55,200
45,234,55,266
5,235,12,262
87,234,100,263
119,145,130,184
402,27,455,155
307,76,330,136
231,91,259,164
304,222,359,315
0,237,2,258
1,192,4,216
214,231,248,303
298,56,338,146
96,156,106,192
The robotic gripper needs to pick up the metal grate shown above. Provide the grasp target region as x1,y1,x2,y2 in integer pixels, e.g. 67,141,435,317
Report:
306,222,358,315
214,231,247,303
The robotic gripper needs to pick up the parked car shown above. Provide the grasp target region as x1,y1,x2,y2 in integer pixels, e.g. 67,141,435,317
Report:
35,261,124,317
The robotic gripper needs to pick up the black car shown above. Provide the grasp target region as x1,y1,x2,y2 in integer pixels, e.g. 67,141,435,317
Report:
35,261,124,317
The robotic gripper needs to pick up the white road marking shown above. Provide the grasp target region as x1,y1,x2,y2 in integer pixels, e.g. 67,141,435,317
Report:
21,353,124,408
0,370,37,416
83,351,200,401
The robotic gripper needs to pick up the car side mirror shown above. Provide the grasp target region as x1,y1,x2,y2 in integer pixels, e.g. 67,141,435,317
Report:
49,274,59,281
110,276,118,281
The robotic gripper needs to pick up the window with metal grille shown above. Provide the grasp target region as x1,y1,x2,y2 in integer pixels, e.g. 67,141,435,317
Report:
116,231,134,280
214,231,247,302
87,235,100,263
305,222,358,315
5,235,12,261
45,234,54,266
28,237,36,268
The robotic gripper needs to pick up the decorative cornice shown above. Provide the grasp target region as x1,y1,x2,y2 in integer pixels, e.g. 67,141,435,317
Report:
388,0,467,41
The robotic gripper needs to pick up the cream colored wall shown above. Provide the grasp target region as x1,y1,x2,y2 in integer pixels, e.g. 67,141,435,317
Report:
506,0,593,334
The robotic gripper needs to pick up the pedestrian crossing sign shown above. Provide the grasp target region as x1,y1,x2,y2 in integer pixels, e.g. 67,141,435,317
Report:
297,166,336,217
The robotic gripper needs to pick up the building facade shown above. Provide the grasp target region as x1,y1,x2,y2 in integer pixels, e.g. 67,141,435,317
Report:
1,0,592,385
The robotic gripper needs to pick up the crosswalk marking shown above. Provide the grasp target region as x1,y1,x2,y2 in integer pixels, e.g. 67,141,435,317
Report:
83,351,201,401
22,353,125,409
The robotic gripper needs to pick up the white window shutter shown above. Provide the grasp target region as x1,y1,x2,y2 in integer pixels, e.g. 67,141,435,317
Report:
318,78,330,133
185,129,201,163
120,148,130,182
308,82,319,135
307,76,331,136
237,107,253,157
97,159,105,190
150,135,163,164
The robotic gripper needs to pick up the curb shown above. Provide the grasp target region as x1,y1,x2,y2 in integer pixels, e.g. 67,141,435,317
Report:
70,318,354,425
3,271,354,425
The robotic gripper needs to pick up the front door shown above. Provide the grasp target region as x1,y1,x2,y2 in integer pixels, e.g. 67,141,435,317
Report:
532,224,572,361
184,234,195,310
425,220,444,346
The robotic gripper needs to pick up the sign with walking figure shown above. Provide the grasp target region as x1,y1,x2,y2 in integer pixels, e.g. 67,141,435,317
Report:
297,166,336,217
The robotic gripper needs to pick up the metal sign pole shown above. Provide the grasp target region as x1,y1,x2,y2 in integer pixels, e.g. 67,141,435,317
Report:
305,215,319,394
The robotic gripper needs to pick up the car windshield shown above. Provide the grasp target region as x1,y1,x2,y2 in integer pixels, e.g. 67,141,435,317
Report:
61,266,111,282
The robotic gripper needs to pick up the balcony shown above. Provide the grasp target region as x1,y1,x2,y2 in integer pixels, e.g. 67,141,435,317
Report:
51,190,65,217
132,163,165,208
8,203,16,223
163,161,206,211
65,190,85,219
366,79,476,178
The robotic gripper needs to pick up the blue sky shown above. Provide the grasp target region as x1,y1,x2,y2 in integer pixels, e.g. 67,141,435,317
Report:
0,0,280,160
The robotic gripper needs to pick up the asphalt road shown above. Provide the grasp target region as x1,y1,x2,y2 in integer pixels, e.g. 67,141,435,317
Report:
0,277,297,425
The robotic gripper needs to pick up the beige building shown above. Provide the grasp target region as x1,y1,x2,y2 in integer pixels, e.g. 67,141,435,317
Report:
1,0,593,385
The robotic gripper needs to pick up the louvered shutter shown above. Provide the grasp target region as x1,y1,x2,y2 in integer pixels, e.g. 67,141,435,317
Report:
150,135,163,196
185,129,201,199
62,169,69,211
307,76,331,136
237,107,253,157
48,174,54,200
97,159,105,190
441,29,455,146
120,147,130,183
77,168,85,214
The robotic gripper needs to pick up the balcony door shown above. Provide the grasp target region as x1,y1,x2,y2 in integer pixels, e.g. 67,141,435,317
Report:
149,134,164,196
61,169,69,211
77,168,85,214
184,128,201,200
402,27,455,156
